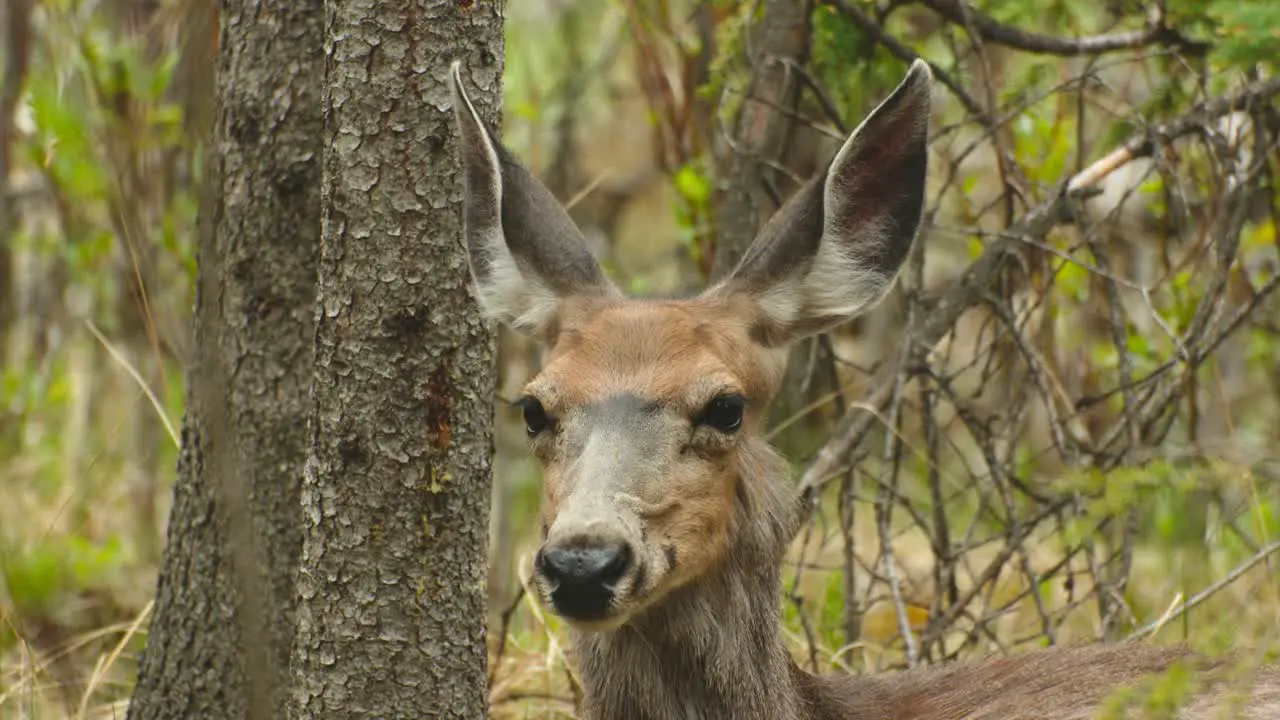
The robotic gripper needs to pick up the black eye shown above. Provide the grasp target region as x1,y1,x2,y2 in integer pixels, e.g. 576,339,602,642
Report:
514,396,554,437
697,394,745,433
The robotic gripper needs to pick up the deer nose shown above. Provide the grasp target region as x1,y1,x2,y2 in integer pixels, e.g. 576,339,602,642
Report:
537,537,632,620
540,539,631,587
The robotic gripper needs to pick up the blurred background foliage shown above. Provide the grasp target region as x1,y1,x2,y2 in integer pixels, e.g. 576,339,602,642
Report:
1,0,1278,717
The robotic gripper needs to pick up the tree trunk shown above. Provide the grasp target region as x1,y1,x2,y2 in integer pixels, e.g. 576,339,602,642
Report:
708,0,813,280
127,1,323,718
289,3,503,718
0,0,33,358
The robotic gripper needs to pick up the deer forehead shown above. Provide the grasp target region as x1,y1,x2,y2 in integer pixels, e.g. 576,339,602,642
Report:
524,299,789,414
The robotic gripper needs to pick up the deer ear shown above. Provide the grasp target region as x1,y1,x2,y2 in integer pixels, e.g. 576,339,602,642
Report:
708,60,932,346
449,61,617,339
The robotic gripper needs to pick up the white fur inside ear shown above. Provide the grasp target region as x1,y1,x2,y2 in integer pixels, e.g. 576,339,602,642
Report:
754,73,922,331
754,220,894,329
754,118,897,329
471,234,562,334
722,60,928,336
453,61,564,335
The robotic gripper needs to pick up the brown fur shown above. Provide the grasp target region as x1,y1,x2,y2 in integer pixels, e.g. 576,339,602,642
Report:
532,300,1280,720
524,297,790,626
446,59,1280,720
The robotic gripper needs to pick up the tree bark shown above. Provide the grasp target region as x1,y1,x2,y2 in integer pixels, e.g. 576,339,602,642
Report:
127,2,323,718
289,3,502,718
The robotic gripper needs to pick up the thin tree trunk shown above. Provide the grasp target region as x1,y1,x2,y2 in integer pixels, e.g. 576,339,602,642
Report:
708,0,814,280
289,3,503,718
127,1,323,718
0,0,33,357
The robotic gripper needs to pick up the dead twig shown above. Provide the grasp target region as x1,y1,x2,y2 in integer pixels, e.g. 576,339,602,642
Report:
917,0,1210,58
1131,539,1280,640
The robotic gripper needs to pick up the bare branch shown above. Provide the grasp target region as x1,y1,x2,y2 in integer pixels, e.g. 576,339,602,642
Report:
1071,75,1280,191
917,0,1210,57
797,73,1280,498
1131,539,1280,640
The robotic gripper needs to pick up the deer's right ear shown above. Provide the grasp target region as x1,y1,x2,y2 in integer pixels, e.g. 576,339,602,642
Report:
449,61,617,339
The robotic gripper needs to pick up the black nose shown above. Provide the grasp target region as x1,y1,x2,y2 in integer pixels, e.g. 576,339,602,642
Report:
537,538,632,621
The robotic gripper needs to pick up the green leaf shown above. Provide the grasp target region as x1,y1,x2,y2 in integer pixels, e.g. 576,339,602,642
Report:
673,164,711,206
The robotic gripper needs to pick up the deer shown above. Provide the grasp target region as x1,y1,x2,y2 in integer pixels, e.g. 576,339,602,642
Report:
447,60,1280,720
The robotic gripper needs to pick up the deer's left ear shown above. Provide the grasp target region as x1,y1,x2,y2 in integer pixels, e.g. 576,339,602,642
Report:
449,61,618,340
707,60,932,346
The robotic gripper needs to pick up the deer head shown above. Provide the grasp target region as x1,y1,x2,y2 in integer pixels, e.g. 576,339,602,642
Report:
449,60,931,631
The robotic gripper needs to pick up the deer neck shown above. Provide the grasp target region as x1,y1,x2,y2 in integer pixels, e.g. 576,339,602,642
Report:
569,442,810,720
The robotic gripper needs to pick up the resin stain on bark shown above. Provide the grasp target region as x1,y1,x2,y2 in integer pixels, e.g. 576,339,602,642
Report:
289,4,501,715
426,362,454,451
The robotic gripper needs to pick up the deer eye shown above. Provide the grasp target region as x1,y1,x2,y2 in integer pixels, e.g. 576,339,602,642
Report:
515,396,555,437
697,394,745,433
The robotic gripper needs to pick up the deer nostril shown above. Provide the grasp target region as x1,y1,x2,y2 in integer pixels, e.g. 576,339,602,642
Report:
599,542,630,586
